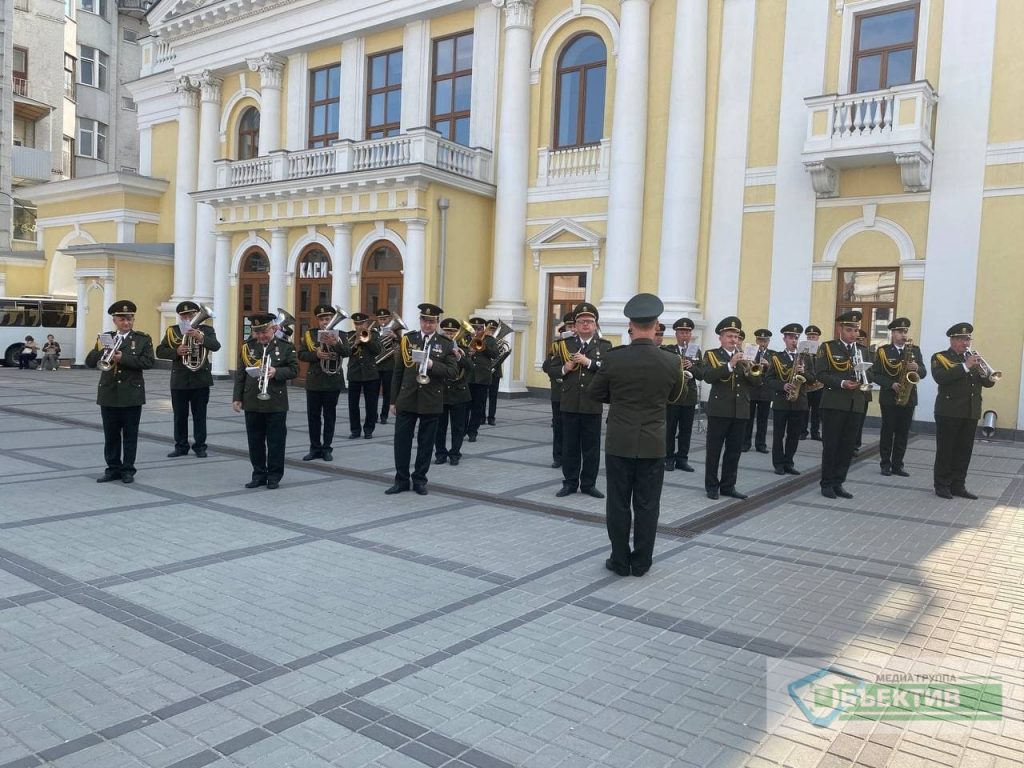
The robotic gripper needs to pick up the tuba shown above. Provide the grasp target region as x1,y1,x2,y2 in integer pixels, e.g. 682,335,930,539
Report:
273,307,296,340
894,339,921,407
491,320,515,371
320,306,348,375
182,303,215,372
374,314,408,365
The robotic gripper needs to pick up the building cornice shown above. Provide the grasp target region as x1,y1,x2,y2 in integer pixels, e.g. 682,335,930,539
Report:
20,174,171,205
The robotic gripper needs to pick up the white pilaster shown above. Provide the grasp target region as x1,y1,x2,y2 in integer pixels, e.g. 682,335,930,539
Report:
657,0,707,319
918,0,998,416
767,0,828,333
487,0,535,314
339,38,366,141
172,77,200,301
247,53,286,155
401,218,427,322
401,20,431,132
269,227,288,312
599,0,654,332
138,127,152,176
331,223,352,309
103,277,115,318
704,0,756,327
286,52,308,151
212,233,231,376
75,277,88,366
470,2,501,150
192,71,222,303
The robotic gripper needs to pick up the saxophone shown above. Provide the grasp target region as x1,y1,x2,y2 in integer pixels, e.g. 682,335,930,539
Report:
894,340,920,407
785,351,807,402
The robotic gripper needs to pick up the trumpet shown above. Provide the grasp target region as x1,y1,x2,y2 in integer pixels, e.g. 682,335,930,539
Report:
852,344,871,391
966,347,1001,383
320,306,348,375
733,345,763,378
349,325,372,345
182,303,215,372
416,342,431,385
373,314,408,366
97,333,123,371
256,344,272,400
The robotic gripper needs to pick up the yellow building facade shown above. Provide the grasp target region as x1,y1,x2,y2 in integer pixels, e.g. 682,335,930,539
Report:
17,0,1024,431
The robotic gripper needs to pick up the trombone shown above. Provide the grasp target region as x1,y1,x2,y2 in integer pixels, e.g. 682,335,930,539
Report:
966,347,1002,383
97,333,123,371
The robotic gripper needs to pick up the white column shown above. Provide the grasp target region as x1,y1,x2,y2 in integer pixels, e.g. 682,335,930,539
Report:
172,77,200,301
339,39,366,141
192,71,222,303
766,0,829,333
75,277,88,366
599,0,654,329
401,20,431,132
918,0,998,417
487,0,534,313
138,127,152,176
703,0,756,327
401,218,427,322
470,2,500,150
212,233,231,376
331,224,352,308
269,227,288,312
657,0,707,318
247,54,286,155
103,277,115,317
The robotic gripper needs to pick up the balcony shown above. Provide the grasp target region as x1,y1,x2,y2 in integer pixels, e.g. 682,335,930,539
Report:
213,128,493,192
140,37,176,76
117,0,154,16
12,146,52,183
13,77,52,122
802,81,937,198
536,139,611,188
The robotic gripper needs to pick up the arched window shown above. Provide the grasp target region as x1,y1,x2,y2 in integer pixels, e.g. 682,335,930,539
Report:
361,241,403,315
238,247,269,341
237,107,260,160
553,33,607,149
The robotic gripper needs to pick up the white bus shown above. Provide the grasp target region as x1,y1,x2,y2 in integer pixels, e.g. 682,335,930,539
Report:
0,296,78,367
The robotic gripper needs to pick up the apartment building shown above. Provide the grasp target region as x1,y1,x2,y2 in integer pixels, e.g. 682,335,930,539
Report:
17,0,1024,430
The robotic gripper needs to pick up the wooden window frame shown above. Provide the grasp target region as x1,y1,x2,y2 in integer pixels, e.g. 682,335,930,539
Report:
851,3,920,93
365,48,403,140
307,63,341,149
237,106,260,160
552,32,607,150
545,272,588,344
835,267,900,346
13,47,28,80
430,31,473,145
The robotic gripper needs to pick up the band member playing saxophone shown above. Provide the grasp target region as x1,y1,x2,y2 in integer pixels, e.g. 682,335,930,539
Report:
157,300,220,459
870,317,925,477
765,323,813,476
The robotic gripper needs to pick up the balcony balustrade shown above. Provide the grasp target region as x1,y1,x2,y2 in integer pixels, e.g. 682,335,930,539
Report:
536,139,611,188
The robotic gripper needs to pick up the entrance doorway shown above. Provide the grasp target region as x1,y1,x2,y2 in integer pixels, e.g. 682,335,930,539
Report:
238,247,269,344
360,241,403,316
294,245,333,383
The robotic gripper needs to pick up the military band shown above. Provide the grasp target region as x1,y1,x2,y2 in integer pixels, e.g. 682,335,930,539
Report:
661,317,703,473
346,313,383,439
870,318,925,477
765,323,814,476
297,304,351,462
434,317,472,466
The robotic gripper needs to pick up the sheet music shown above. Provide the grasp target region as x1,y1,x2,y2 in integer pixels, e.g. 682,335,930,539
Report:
97,334,116,349
410,349,427,364
317,330,339,345
684,343,699,359
245,366,262,378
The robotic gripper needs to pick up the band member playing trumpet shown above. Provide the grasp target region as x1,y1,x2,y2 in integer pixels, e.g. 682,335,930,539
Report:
346,312,383,439
435,317,473,467
86,300,155,483
816,311,869,499
661,317,703,472
931,322,996,500
766,323,814,476
232,313,298,490
157,300,221,459
297,305,352,462
800,324,824,440
466,316,497,442
870,317,926,477
374,308,398,424
703,317,759,500
743,329,773,453
543,302,612,498
547,311,575,468
387,303,458,496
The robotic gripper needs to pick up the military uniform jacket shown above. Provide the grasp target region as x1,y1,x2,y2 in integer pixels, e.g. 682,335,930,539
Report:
468,335,499,385
748,348,773,402
443,346,473,405
590,339,683,459
545,339,565,403
347,330,383,382
931,349,995,420
659,344,705,407
156,323,221,389
542,335,613,415
702,347,758,419
297,329,350,392
870,343,927,408
391,331,459,415
765,349,816,411
817,340,871,412
232,338,298,412
86,330,155,407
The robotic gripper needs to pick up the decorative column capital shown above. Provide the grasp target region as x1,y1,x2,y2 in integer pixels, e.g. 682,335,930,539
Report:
401,217,429,232
492,0,535,30
620,0,655,5
191,70,223,103
246,53,287,90
175,76,200,109
332,223,354,235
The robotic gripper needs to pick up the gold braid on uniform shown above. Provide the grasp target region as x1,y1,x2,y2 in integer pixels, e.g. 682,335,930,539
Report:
555,339,572,364
304,330,317,352
400,334,418,369
704,349,733,382
772,355,792,379
165,326,184,348
934,353,955,370
823,343,852,372
240,341,260,368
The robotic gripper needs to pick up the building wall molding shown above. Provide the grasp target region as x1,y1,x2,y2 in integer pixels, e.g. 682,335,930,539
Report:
817,211,918,282
286,226,334,275
529,3,620,85
351,224,407,288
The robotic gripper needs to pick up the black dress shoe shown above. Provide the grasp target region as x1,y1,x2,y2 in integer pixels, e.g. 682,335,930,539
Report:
741,446,751,453
364,433,373,439
245,479,267,489
952,488,978,500
581,487,605,499
756,446,769,454
467,434,477,443
266,481,280,490
665,459,676,472
821,487,837,499
97,473,121,483
706,489,720,500
434,455,448,465
605,559,630,577
322,449,333,462
784,467,801,475
811,434,822,441
774,467,785,475
555,486,576,498
413,485,428,496
302,451,322,461
194,449,208,458
379,416,388,425
721,489,748,500
348,433,361,440
799,433,809,440
630,566,649,577
550,460,561,469
852,448,860,457
893,469,910,477
881,468,892,476
487,418,496,426
935,487,953,499
448,456,460,466
834,486,853,499
167,449,189,458
385,483,409,495
121,475,135,484
677,462,694,472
